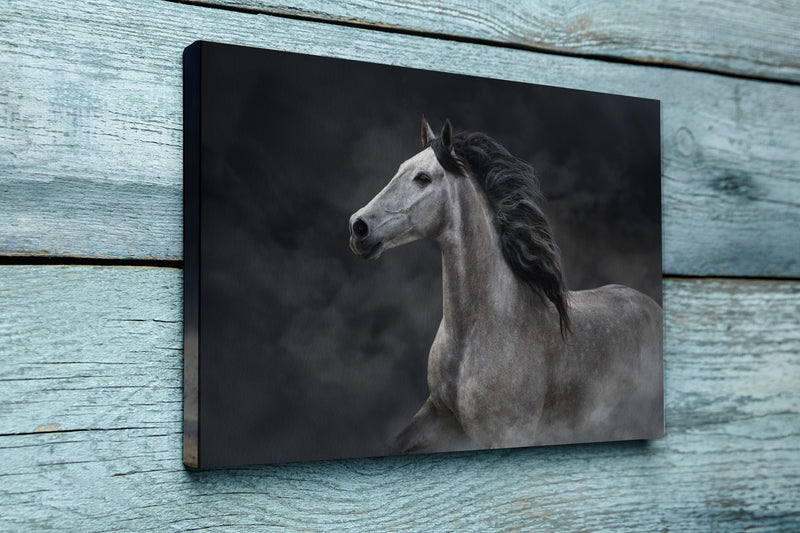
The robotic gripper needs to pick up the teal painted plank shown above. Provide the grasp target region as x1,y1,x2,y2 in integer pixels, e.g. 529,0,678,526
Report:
1,266,798,530
2,427,797,531
0,266,182,434
190,0,800,82
0,0,799,276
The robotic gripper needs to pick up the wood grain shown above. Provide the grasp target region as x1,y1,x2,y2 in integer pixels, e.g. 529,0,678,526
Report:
0,0,799,276
185,0,800,82
3,0,798,531
1,265,798,530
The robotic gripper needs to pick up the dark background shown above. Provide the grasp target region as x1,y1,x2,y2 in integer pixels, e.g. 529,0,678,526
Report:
196,42,661,466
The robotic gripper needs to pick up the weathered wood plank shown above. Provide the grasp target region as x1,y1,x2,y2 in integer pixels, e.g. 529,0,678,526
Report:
1,266,798,530
187,0,800,82
1,0,799,276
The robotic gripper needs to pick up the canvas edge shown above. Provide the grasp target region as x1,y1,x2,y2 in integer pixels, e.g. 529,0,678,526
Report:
182,40,202,469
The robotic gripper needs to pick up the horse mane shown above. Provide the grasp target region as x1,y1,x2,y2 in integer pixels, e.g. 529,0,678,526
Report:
428,131,571,337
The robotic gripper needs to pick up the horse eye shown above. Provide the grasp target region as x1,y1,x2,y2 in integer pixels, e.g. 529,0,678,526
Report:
413,172,432,187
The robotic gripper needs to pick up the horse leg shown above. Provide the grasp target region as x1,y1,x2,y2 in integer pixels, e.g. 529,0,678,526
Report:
394,397,463,454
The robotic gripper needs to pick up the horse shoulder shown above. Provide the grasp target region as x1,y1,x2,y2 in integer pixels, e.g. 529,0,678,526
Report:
450,313,553,448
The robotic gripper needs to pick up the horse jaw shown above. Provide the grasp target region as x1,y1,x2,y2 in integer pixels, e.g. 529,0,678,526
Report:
350,237,385,260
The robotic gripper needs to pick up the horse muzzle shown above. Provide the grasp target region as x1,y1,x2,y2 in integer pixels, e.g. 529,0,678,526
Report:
349,214,385,260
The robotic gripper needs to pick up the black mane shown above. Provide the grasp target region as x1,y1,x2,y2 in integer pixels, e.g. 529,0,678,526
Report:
429,131,571,336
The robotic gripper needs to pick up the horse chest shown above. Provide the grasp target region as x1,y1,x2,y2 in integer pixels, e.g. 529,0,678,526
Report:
426,324,492,410
426,329,462,411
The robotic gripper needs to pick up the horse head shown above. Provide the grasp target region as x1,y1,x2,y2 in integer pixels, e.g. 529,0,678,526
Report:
349,116,461,260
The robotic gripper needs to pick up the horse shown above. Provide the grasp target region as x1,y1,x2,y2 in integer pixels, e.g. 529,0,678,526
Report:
349,116,663,453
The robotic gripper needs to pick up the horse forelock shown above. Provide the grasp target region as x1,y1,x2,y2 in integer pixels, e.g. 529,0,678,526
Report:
426,137,465,175
430,131,571,337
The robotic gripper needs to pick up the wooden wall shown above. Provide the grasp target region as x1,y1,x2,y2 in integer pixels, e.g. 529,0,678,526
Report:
2,1,798,530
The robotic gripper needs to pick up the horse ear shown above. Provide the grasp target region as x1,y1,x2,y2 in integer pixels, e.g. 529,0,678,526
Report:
441,119,454,153
421,114,436,147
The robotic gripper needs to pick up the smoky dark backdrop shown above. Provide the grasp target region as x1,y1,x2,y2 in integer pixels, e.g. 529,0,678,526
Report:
195,42,661,466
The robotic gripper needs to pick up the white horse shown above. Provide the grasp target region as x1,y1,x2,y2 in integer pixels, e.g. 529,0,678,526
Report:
349,117,663,453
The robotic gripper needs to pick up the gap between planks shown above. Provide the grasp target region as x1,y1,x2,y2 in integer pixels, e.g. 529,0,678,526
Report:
0,256,183,269
0,258,797,283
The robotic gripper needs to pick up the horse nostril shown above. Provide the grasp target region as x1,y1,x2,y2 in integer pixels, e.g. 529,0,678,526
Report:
353,218,369,238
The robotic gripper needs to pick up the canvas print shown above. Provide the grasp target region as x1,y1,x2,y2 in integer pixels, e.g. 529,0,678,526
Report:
184,41,663,468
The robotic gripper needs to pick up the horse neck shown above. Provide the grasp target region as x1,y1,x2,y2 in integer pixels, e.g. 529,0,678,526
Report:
436,176,546,334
